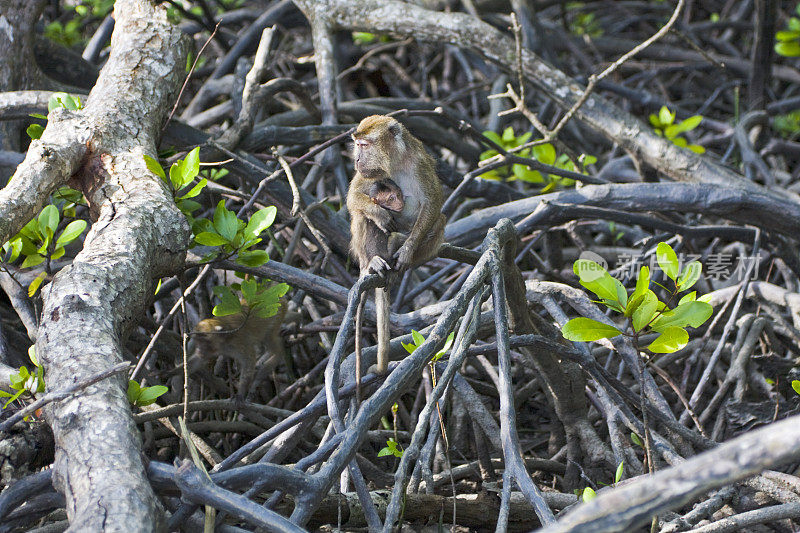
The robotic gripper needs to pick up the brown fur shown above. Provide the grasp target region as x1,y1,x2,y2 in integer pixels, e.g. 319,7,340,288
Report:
348,115,445,382
191,304,287,399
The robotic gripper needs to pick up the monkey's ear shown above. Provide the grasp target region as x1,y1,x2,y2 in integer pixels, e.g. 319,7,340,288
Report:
388,122,401,138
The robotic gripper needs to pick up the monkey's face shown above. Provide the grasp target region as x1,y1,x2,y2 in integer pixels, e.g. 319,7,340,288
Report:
352,115,405,174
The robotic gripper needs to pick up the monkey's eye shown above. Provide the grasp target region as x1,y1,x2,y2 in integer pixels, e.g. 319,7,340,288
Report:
355,139,370,149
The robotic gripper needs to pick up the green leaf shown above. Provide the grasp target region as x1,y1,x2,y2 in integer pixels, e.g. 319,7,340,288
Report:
632,290,658,332
402,342,417,354
441,331,455,353
792,380,800,396
652,301,713,331
212,286,242,316
631,432,643,447
51,245,65,260
27,124,44,140
244,206,277,239
4,238,23,263
776,40,800,57
776,31,800,41
562,317,622,342
671,136,688,147
679,291,697,305
127,380,141,404
659,106,674,125
482,131,503,146
38,205,59,238
630,265,650,303
411,330,425,346
178,178,207,200
144,155,166,180
27,272,47,297
3,389,25,408
648,326,689,353
169,161,183,191
212,200,238,242
136,385,168,406
182,147,201,182
677,261,702,291
194,231,229,246
532,143,556,165
177,199,201,215
614,461,624,484
656,242,679,281
678,115,702,132
687,144,706,154
240,279,257,302
377,447,393,457
20,253,45,269
648,114,660,127
29,113,47,120
236,249,269,267
582,487,597,502
56,219,87,246
663,124,680,139
574,260,625,307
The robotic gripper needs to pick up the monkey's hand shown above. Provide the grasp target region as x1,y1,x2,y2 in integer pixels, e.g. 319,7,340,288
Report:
368,255,392,276
370,206,396,233
393,242,415,272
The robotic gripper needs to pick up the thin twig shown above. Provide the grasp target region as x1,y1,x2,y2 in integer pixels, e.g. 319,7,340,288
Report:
164,21,221,130
0,362,130,433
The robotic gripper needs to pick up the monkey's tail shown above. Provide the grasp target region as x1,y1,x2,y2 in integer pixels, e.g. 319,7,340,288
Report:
355,291,367,404
376,287,390,374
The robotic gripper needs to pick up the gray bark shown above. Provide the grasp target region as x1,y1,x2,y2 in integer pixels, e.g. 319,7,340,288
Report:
1,0,190,530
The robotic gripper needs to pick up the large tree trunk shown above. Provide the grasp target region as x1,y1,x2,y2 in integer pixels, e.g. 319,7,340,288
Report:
1,0,190,529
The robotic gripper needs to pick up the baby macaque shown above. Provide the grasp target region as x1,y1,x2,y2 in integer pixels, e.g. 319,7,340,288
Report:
362,176,405,272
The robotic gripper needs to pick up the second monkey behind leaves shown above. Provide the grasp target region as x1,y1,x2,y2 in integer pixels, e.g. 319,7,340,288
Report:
347,115,445,386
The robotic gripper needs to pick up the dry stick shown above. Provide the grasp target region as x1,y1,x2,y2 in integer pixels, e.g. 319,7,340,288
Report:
686,502,800,533
238,127,356,216
491,254,556,527
648,362,707,439
0,362,129,433
495,0,685,151
215,26,276,149
384,288,483,529
164,21,221,130
275,154,333,264
130,264,212,381
685,228,761,418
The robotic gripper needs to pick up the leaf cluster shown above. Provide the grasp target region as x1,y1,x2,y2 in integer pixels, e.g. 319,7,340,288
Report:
776,6,800,57
27,92,84,140
649,106,705,154
377,437,404,458
0,348,45,411
144,147,208,220
479,127,593,192
2,204,88,296
212,278,290,319
127,380,168,407
194,201,277,268
402,330,455,362
562,242,713,354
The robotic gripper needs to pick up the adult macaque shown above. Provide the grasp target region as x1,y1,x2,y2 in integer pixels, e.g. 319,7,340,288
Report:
347,115,445,380
189,304,288,400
